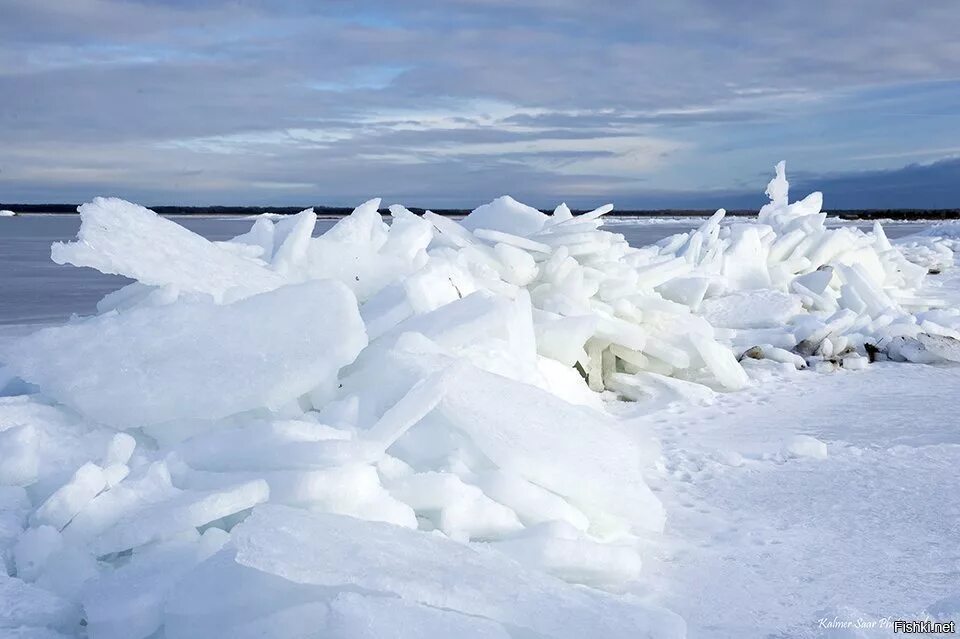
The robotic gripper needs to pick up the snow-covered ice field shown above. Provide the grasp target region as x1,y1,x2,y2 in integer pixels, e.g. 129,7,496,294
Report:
631,362,960,637
0,164,958,638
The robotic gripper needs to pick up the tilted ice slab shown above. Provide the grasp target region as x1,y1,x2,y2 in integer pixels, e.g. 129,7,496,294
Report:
229,505,685,639
434,364,665,535
4,280,366,427
52,198,288,303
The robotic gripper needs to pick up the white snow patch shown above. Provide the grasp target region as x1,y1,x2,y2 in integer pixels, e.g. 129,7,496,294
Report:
783,435,829,460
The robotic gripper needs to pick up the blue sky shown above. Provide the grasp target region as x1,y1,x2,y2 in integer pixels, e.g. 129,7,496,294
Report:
1,0,959,208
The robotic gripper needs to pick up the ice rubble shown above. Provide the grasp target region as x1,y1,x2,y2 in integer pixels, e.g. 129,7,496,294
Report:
0,162,958,637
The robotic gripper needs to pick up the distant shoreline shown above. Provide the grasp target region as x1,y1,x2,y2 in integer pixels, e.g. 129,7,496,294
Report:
3,203,960,221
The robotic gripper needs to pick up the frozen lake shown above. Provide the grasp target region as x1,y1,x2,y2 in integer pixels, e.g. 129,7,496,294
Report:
0,214,931,326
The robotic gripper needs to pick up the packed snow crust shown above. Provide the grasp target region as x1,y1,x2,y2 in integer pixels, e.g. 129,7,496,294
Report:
0,162,959,637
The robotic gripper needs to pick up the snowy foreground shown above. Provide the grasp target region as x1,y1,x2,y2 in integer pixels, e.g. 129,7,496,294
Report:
1,163,959,638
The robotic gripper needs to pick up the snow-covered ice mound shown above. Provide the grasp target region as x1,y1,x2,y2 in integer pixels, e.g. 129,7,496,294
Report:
0,162,958,637
894,221,960,274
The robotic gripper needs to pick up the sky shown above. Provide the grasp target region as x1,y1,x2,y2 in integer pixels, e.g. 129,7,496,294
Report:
1,0,960,209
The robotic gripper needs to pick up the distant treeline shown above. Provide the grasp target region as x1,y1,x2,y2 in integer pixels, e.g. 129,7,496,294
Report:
4,203,960,221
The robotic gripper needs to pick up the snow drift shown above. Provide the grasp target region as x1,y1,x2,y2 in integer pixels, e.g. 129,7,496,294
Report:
0,162,958,637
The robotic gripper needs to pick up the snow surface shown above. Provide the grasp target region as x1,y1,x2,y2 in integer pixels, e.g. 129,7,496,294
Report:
628,360,960,637
0,162,958,637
